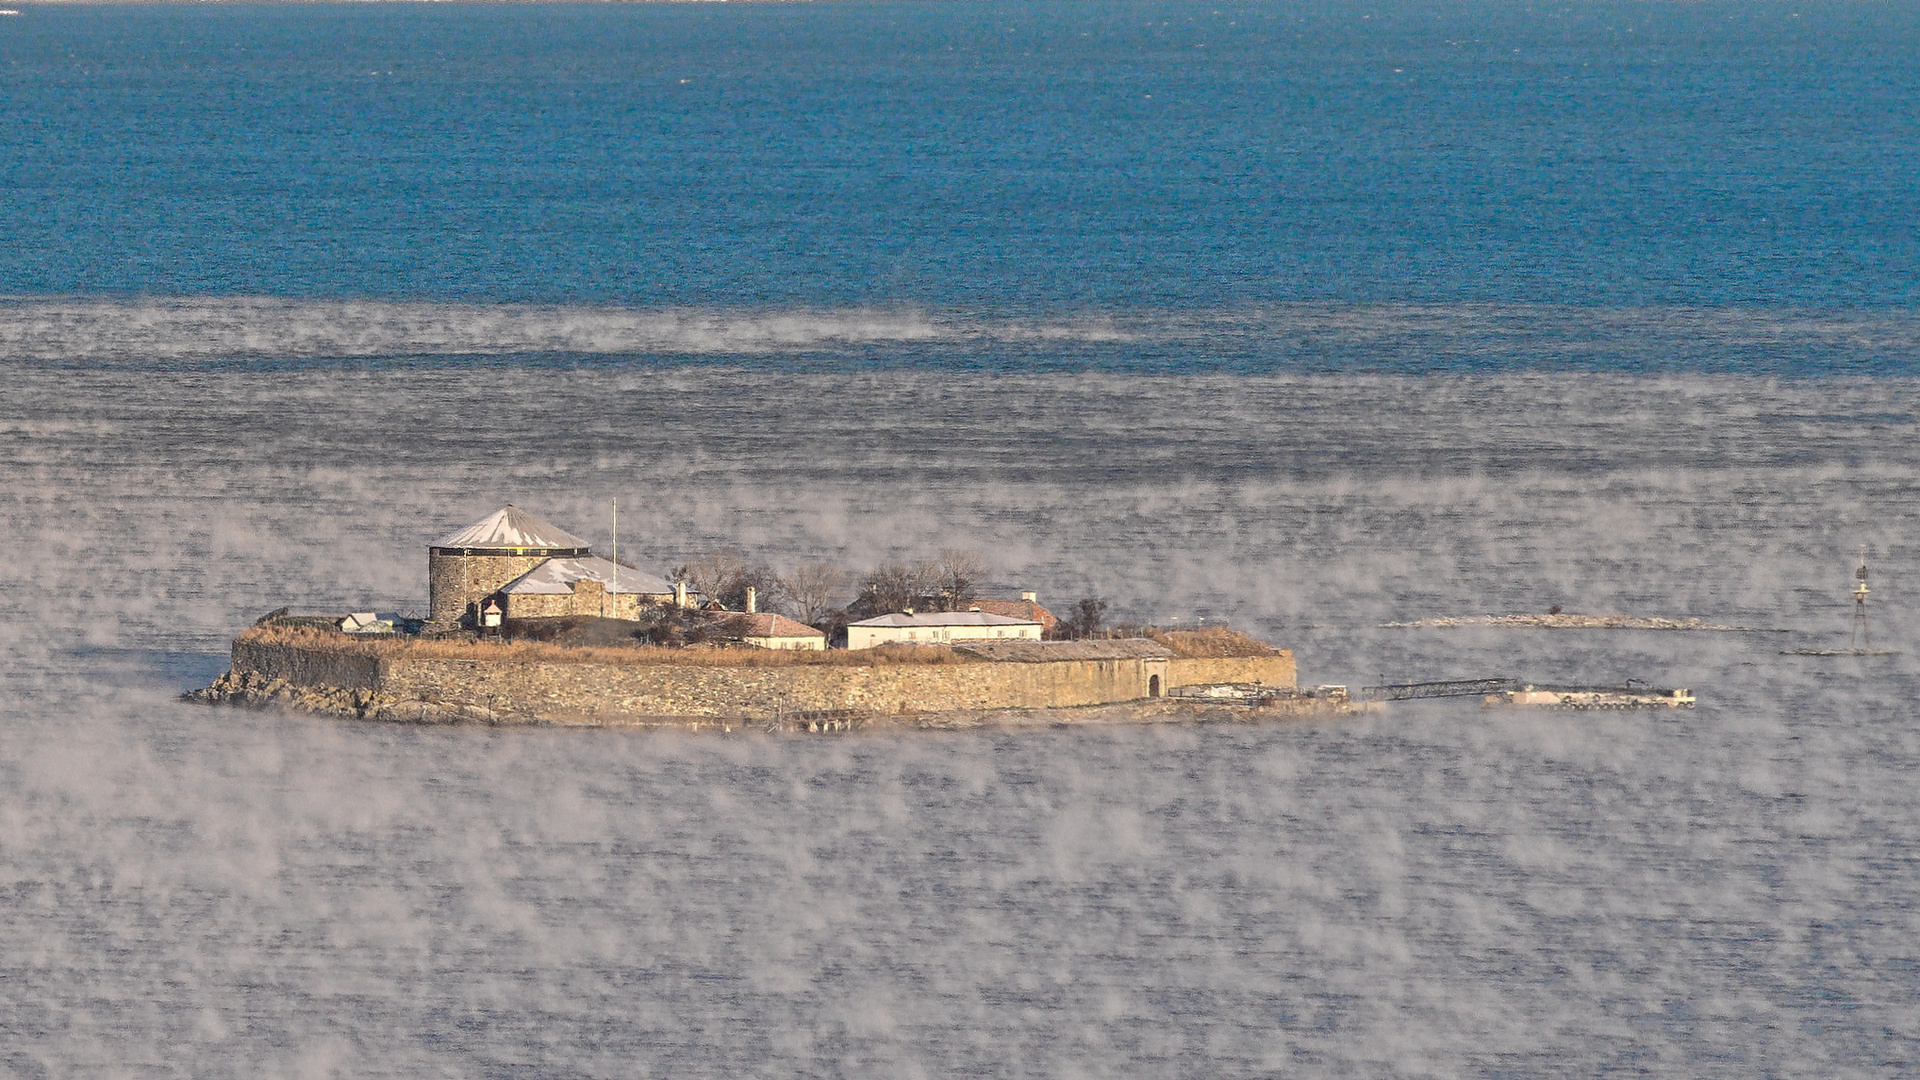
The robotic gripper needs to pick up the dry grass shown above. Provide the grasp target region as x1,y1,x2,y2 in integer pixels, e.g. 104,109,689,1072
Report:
1145,627,1283,658
237,622,969,667
240,621,1284,666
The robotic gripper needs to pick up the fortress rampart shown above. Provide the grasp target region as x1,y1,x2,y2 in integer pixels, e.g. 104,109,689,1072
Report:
233,639,384,690
207,505,1315,728
214,640,1297,725
1164,656,1298,688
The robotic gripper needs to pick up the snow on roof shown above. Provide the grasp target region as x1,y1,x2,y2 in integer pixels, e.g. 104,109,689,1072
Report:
431,505,594,552
846,611,1043,628
498,556,674,597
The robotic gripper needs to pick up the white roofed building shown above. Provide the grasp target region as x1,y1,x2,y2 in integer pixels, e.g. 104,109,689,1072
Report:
496,556,677,621
430,505,596,554
427,505,673,627
845,610,1044,650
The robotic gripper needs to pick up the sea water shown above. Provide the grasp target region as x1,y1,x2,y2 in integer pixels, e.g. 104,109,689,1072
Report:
3,3,1919,1076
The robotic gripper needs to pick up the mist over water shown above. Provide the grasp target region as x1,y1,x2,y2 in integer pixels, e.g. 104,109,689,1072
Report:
7,297,1920,373
4,362,1919,1075
7,0,1920,1073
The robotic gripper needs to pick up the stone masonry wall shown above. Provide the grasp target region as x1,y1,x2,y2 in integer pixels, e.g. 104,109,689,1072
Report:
232,640,383,691
377,655,1170,721
226,643,1298,724
1165,655,1296,689
427,553,550,625
501,584,660,622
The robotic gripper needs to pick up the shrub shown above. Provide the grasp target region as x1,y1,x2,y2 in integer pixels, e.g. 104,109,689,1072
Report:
236,621,969,668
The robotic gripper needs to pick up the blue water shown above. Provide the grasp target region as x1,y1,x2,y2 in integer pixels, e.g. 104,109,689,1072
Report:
5,0,1918,366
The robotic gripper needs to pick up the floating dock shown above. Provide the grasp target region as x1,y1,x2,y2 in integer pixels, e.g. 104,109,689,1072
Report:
1483,684,1694,709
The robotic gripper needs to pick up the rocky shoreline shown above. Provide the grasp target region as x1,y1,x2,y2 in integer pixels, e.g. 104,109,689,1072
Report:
187,668,524,725
185,668,1367,732
1382,613,1778,632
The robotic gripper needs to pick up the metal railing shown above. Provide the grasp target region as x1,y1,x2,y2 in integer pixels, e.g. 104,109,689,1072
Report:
1355,678,1517,702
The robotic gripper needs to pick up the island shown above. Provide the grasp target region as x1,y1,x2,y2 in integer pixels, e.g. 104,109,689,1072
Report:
191,505,1354,731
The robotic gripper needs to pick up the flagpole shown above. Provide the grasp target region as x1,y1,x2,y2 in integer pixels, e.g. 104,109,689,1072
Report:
610,500,618,619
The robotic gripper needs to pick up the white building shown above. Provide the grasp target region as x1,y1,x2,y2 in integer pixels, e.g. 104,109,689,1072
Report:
844,610,1044,650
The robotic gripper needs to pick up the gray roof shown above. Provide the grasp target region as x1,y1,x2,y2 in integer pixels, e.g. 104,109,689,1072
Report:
952,639,1174,663
499,556,674,597
847,611,1042,628
431,505,593,552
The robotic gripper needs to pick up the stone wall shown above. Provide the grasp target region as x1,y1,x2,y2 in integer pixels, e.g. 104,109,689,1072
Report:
427,552,550,625
1165,655,1296,689
499,583,659,621
232,639,383,691
378,654,1170,721
225,642,1297,724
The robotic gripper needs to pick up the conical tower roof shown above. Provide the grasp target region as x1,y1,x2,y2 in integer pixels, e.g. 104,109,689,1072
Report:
429,505,594,555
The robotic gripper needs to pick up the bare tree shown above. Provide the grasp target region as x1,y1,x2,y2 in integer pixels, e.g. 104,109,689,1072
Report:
674,549,785,611
930,547,988,612
674,549,748,603
642,606,750,647
783,562,850,626
851,560,940,619
1062,597,1108,639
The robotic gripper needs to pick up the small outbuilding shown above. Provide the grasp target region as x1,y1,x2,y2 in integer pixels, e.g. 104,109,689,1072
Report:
951,638,1173,699
717,612,828,650
845,610,1044,650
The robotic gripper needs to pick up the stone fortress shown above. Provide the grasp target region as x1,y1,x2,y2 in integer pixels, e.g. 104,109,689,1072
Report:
197,504,1323,729
425,505,1045,650
428,505,673,626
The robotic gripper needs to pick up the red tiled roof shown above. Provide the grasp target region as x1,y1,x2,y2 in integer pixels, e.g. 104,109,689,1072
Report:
968,598,1058,630
704,611,824,640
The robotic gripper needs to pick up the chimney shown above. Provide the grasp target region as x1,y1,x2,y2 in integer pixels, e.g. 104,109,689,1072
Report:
674,581,689,609
745,586,757,614
1021,591,1038,603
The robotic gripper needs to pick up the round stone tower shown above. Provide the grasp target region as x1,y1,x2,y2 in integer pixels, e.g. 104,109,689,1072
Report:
427,505,594,627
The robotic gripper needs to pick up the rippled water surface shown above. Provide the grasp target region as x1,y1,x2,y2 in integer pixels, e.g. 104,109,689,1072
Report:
4,367,1919,1076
